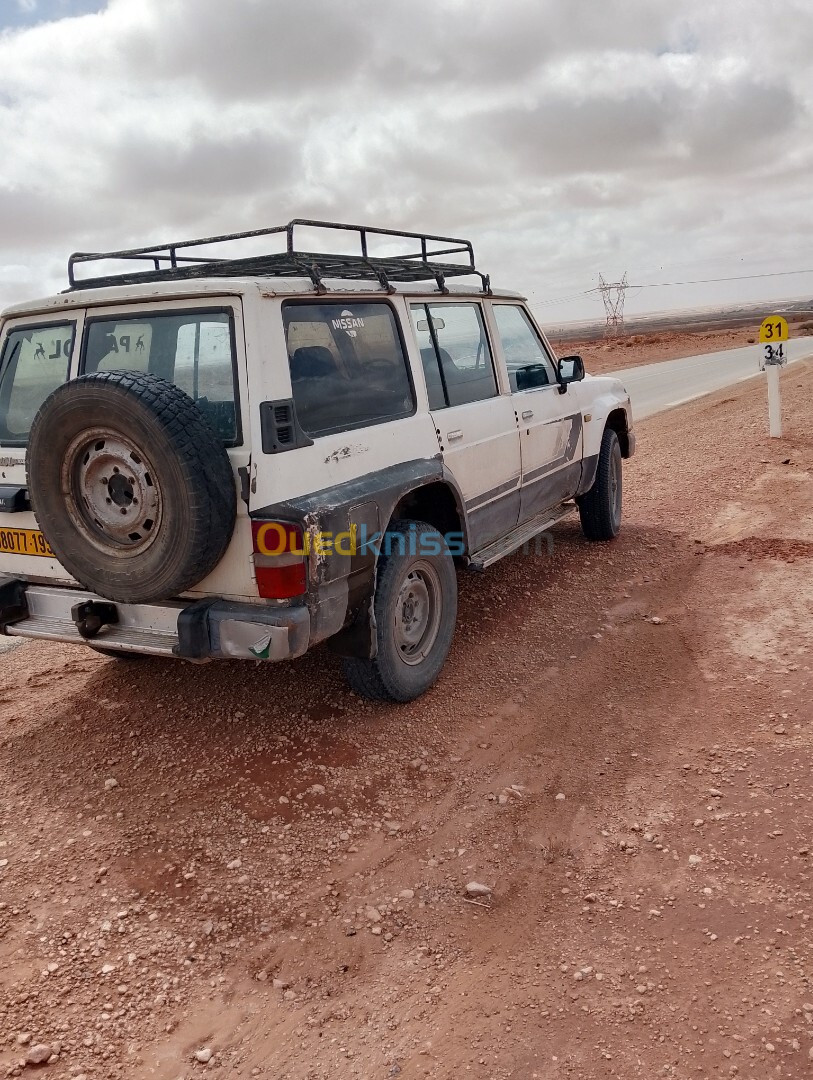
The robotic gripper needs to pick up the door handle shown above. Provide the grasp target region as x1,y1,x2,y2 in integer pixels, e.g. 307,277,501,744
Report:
521,409,534,421
447,429,463,442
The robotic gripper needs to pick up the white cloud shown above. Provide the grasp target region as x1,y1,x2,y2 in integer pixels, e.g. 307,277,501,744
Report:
0,0,811,321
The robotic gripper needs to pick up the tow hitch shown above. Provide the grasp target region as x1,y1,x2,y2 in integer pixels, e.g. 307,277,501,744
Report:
71,600,119,640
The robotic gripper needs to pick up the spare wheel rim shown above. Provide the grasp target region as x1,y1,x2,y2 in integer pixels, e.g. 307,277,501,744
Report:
62,428,163,554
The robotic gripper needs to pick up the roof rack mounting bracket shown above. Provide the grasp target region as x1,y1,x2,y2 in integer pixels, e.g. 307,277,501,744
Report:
293,259,326,295
480,273,492,296
365,263,395,294
434,271,449,295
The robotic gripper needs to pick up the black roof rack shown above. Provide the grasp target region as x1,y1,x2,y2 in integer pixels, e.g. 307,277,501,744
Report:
67,219,491,294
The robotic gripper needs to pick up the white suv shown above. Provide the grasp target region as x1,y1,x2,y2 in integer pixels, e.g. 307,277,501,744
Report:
0,220,634,701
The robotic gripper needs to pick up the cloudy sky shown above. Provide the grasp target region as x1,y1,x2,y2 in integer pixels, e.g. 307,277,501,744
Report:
1,0,812,327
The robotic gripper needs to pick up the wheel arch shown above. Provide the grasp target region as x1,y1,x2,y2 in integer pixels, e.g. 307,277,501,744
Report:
605,407,633,458
389,476,469,557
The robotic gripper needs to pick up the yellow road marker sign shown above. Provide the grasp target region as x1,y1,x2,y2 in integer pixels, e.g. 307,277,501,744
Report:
759,315,788,343
758,315,789,438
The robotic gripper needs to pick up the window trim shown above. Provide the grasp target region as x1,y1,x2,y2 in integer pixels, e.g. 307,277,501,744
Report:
0,319,77,448
412,299,500,411
410,302,450,410
80,305,243,448
491,301,559,393
281,297,417,439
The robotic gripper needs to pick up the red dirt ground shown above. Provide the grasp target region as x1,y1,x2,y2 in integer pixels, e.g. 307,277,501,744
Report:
1,360,812,1079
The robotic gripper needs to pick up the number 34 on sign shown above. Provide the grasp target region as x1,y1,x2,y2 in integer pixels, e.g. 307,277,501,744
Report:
759,315,789,370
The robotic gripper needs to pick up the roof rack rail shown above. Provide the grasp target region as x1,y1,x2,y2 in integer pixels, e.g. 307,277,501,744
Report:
67,219,492,294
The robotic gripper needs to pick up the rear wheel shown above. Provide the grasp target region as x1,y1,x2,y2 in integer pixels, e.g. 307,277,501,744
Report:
578,427,623,541
342,519,458,702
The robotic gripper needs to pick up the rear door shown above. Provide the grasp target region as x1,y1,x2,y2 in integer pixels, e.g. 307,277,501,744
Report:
76,298,255,599
410,300,521,552
0,313,83,583
489,303,583,522
0,299,256,600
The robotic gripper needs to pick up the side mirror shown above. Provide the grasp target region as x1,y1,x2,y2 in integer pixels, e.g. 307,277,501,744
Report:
557,354,585,393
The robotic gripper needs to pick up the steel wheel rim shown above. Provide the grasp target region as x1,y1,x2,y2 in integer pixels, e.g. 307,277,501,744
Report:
393,560,443,666
62,428,163,554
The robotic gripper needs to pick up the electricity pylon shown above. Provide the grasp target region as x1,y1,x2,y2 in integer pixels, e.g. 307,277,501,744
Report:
598,272,628,336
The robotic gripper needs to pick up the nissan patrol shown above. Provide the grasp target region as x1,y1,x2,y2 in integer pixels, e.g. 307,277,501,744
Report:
0,220,634,701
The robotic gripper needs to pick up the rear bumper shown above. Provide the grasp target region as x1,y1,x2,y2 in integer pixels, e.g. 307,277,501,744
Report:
0,577,310,662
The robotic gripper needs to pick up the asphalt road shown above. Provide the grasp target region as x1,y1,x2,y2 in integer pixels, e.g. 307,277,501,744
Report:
612,336,813,420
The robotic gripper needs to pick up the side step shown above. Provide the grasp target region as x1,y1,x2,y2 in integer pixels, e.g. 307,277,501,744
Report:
469,503,576,571
10,585,184,655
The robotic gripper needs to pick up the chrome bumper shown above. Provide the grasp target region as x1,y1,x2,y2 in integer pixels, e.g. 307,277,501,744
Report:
0,578,310,662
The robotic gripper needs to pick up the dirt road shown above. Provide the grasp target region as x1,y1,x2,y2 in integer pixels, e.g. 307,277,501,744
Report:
2,363,813,1080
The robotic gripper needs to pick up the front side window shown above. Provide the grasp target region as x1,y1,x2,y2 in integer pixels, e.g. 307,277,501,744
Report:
83,310,239,444
493,304,557,392
283,301,414,437
410,303,498,409
0,322,75,444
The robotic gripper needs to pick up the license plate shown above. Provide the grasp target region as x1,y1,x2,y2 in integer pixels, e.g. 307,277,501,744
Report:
0,527,54,558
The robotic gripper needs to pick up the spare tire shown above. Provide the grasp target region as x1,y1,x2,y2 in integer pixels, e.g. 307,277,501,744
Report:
27,371,237,603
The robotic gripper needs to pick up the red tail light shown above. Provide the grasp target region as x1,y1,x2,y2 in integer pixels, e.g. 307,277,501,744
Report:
251,520,307,599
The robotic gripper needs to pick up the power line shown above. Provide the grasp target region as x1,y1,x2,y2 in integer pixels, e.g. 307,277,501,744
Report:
526,264,813,312
529,289,598,308
589,266,813,292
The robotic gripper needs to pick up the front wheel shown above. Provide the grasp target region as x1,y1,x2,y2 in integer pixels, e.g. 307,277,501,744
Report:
342,519,458,702
578,427,623,541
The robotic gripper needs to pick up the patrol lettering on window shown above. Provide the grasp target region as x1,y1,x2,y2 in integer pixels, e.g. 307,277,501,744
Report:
93,324,153,372
104,332,149,355
31,335,71,361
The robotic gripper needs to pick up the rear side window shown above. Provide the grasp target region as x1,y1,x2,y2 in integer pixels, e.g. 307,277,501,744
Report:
0,322,74,444
83,310,239,444
282,301,414,437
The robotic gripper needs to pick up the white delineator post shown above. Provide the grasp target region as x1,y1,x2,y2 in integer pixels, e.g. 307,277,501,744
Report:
759,315,789,440
766,363,782,438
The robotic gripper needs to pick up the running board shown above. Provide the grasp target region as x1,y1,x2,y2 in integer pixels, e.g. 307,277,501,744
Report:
468,503,576,571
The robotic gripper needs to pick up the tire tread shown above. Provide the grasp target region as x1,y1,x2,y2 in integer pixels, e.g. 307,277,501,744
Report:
341,519,457,703
578,428,622,541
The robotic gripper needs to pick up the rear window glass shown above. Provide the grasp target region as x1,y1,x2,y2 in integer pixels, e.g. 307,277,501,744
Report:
83,310,239,444
282,301,414,437
0,322,74,444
